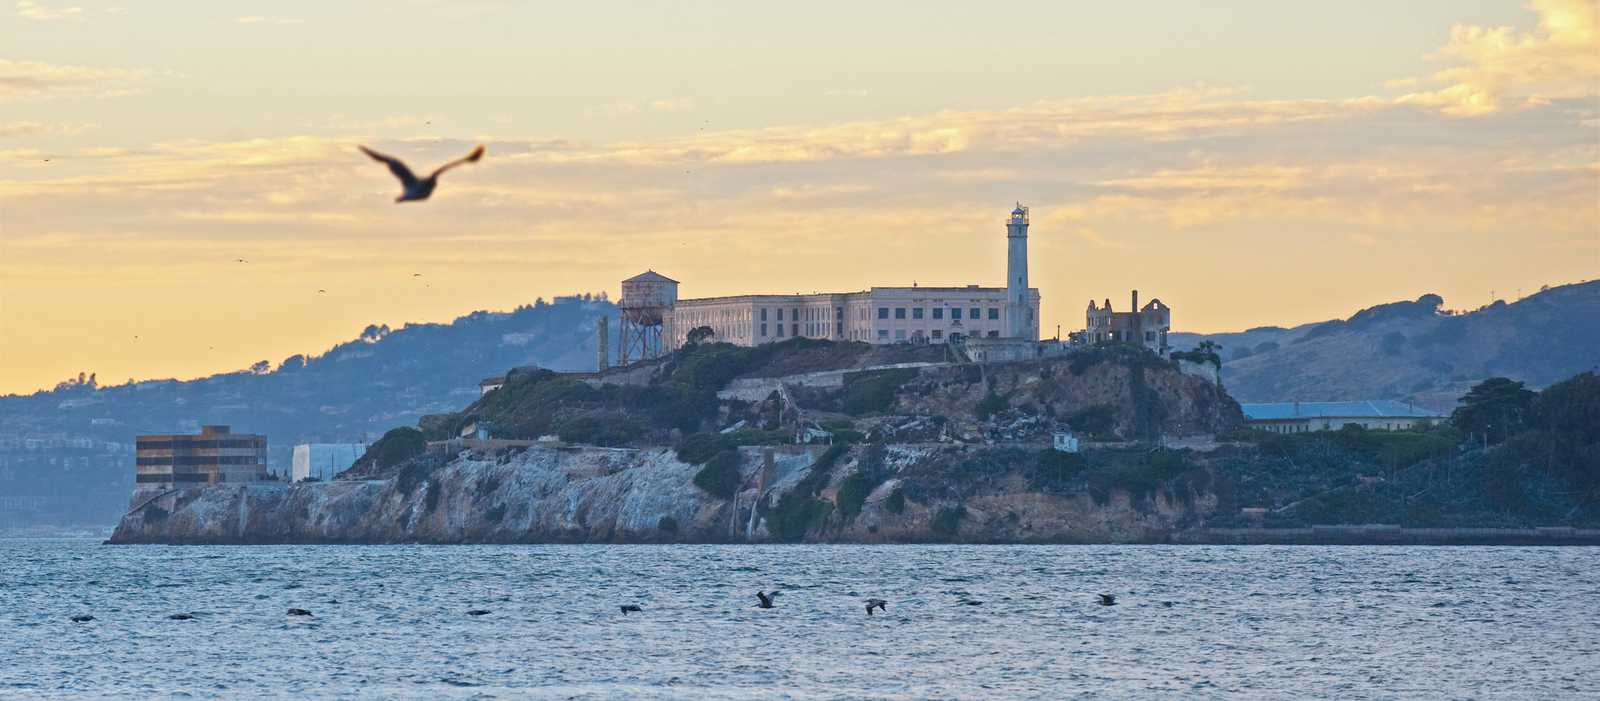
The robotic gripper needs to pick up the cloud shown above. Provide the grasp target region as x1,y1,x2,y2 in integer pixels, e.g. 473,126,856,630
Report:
0,120,93,138
234,15,304,25
1394,0,1600,116
16,1,83,21
649,98,693,112
0,59,149,101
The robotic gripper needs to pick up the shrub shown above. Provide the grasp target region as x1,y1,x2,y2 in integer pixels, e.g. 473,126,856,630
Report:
357,427,426,473
976,390,1008,421
1028,449,1087,492
885,488,906,514
836,470,881,519
423,480,442,513
693,449,742,499
767,494,832,542
841,368,919,416
1068,405,1118,438
931,505,965,536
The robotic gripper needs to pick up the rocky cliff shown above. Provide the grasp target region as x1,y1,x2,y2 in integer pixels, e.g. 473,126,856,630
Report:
109,442,1214,544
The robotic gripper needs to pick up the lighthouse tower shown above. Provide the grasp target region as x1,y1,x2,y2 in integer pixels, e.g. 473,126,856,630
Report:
1005,203,1034,339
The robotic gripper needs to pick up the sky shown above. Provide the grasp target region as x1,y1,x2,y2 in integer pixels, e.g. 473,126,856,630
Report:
0,0,1596,395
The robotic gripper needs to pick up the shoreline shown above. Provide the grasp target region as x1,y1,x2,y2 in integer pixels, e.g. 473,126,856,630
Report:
105,526,1600,547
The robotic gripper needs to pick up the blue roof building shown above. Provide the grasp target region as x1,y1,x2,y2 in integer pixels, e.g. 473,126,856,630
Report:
1240,400,1444,434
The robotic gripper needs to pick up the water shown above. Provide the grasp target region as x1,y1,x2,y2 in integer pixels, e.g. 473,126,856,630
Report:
3,541,1596,699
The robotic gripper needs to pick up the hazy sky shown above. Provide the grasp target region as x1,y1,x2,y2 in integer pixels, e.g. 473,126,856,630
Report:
1,0,1596,395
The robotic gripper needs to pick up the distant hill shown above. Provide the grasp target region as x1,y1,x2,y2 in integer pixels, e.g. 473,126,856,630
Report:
0,296,612,529
1170,281,1600,408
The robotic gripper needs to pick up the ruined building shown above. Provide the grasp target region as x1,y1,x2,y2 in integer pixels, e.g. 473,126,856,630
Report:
1084,290,1171,354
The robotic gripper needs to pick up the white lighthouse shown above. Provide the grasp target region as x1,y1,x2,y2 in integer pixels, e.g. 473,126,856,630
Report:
1005,203,1035,340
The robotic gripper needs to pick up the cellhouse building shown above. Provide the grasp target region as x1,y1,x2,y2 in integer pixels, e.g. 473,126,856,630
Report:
612,204,1042,361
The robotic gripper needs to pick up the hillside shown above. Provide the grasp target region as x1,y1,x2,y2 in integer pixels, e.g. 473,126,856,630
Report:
1170,281,1600,408
0,295,612,529
112,363,1600,544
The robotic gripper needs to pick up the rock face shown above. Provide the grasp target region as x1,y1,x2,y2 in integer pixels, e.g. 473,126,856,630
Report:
110,444,1214,545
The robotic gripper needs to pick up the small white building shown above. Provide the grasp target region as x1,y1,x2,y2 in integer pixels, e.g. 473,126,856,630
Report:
1052,430,1081,453
291,443,367,482
1240,401,1444,434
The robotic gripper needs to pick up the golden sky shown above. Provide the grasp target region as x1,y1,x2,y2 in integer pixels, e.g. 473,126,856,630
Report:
1,0,1597,394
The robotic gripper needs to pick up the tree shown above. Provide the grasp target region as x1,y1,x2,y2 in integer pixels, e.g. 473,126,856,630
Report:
249,360,271,375
1451,377,1536,445
685,325,716,345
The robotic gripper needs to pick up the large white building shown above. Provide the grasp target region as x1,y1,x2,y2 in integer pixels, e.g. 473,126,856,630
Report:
654,205,1041,351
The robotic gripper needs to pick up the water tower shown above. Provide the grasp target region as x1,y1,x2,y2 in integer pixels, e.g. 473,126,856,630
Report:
617,270,678,365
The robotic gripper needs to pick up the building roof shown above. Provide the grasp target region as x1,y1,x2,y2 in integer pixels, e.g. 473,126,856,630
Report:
623,270,678,284
1240,400,1444,421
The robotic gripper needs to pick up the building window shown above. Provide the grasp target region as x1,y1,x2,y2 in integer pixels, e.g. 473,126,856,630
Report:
792,308,798,322
895,308,906,319
987,307,999,320
878,307,889,319
761,308,768,321
776,324,784,337
792,323,798,337
987,330,999,338
932,330,943,340
951,308,962,320
760,323,767,337
970,307,981,319
836,322,843,336
912,308,924,320
895,329,906,340
933,308,943,320
776,308,783,321
835,307,843,321
877,329,889,340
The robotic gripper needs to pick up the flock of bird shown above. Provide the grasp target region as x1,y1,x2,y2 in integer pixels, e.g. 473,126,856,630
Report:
68,591,1125,623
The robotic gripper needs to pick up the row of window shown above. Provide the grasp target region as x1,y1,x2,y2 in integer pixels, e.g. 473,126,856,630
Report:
136,455,265,466
876,307,1000,321
135,438,264,450
758,307,845,322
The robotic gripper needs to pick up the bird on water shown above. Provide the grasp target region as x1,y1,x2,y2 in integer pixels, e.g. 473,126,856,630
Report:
70,615,95,623
359,144,484,202
287,608,313,617
1097,594,1117,606
167,613,194,620
755,591,779,609
465,609,491,616
620,605,643,615
865,598,888,616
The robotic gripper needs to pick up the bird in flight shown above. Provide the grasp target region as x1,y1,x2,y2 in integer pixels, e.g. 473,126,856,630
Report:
359,144,485,203
235,258,248,263
755,591,779,609
317,289,327,294
1097,594,1117,606
620,604,643,615
865,598,887,616
413,273,422,277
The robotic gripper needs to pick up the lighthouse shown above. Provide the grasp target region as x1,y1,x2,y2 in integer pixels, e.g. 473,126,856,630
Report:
1005,203,1034,339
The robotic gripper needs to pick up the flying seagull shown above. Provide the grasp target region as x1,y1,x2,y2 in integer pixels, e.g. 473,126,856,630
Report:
235,258,248,263
359,144,485,202
755,591,779,609
317,289,326,294
620,605,643,615
865,598,887,616
1097,594,1117,606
